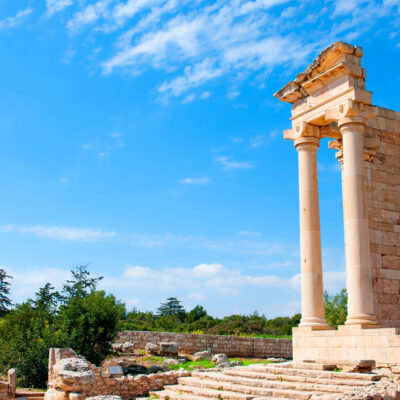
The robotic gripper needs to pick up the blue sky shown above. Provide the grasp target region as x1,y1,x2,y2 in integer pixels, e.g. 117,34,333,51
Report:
0,0,399,317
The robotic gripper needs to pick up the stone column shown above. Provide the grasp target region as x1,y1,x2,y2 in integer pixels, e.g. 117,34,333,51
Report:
295,136,329,329
339,117,377,327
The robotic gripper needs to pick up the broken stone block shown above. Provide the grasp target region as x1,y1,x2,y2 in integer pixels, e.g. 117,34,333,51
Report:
145,342,158,355
193,350,212,361
159,342,178,356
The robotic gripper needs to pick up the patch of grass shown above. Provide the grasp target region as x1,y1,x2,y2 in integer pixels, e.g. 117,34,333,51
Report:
168,359,215,371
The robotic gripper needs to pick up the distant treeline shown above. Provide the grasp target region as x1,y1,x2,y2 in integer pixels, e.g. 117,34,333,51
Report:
121,297,300,338
0,265,347,389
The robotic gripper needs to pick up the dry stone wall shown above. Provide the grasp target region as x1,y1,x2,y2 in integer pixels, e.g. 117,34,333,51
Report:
366,107,400,327
116,331,293,359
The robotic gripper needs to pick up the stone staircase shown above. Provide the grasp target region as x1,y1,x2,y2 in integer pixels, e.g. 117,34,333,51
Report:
16,390,45,400
147,362,382,399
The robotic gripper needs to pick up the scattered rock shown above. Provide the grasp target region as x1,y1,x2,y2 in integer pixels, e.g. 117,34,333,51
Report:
147,365,167,374
229,361,243,367
145,342,158,355
121,342,135,353
267,357,286,363
111,343,123,353
177,357,188,364
159,342,179,356
122,364,148,376
212,354,229,365
87,396,122,400
193,350,212,361
163,358,179,366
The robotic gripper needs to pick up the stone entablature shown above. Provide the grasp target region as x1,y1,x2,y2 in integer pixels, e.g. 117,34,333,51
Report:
115,331,293,359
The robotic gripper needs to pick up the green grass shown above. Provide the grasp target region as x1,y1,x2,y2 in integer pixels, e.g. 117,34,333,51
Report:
168,359,215,370
140,355,277,371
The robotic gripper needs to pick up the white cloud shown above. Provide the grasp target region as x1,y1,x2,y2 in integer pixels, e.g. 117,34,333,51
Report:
187,292,205,301
0,225,115,242
8,266,70,300
115,263,301,295
179,177,209,185
192,263,224,277
239,231,262,236
82,132,125,157
334,0,363,15
0,7,32,30
68,0,112,32
46,0,73,16
215,156,254,170
29,0,400,102
123,265,153,278
158,59,224,98
250,135,265,148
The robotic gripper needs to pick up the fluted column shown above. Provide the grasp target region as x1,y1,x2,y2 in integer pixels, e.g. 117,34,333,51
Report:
339,117,377,327
295,136,329,329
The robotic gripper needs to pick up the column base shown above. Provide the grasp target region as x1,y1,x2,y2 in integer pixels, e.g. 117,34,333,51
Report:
299,317,331,330
345,314,378,328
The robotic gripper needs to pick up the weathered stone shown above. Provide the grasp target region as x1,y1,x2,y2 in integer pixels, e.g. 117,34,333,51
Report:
145,342,158,355
193,351,212,361
162,358,179,366
111,343,123,353
121,342,135,353
211,354,229,365
159,342,178,356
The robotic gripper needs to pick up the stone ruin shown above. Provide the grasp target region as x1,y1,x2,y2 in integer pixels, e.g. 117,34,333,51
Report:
0,370,16,400
45,348,190,400
274,41,400,364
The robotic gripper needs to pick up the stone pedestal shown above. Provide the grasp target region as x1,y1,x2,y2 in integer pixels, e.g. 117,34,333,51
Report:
293,326,400,365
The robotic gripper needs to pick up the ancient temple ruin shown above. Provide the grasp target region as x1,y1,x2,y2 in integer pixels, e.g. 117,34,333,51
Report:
275,41,400,363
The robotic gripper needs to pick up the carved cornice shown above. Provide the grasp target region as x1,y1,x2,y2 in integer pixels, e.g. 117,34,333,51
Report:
325,99,378,123
284,121,321,141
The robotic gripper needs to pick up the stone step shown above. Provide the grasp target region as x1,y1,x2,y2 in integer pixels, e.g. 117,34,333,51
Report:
218,368,373,387
243,364,382,381
189,371,359,393
149,389,209,399
165,384,255,399
273,362,336,371
171,379,324,399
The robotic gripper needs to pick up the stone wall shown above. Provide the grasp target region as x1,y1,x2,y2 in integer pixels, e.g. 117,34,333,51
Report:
46,348,190,400
116,331,293,359
366,107,400,327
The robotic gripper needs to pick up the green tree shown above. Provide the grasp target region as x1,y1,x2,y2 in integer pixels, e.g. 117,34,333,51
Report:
33,283,61,314
157,297,186,320
0,268,12,317
58,291,125,365
185,305,207,323
0,301,64,388
63,264,103,299
324,289,348,328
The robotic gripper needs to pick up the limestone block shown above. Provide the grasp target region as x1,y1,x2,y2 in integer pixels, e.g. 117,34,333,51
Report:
145,343,158,355
45,389,70,400
159,342,178,356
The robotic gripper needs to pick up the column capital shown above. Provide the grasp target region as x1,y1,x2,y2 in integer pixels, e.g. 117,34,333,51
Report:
294,136,320,151
338,116,366,132
284,121,321,141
